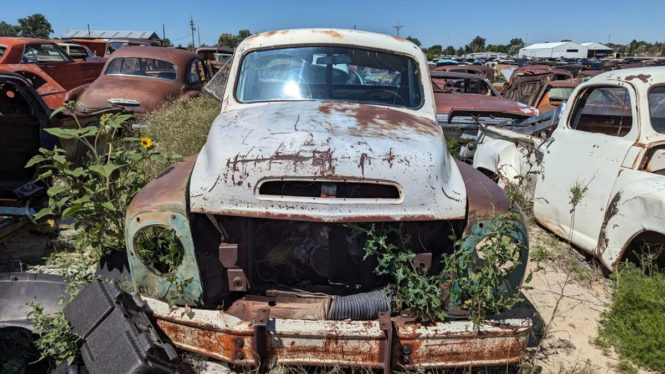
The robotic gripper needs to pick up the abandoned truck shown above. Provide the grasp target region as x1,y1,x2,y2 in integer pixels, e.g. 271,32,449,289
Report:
122,29,531,370
473,67,665,270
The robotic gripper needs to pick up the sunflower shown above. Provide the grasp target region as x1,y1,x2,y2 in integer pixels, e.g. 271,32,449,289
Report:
100,113,110,122
140,137,153,149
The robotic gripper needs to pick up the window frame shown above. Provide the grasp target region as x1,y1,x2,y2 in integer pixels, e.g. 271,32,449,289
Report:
20,43,72,64
232,44,426,110
566,84,637,138
104,57,179,82
647,84,665,135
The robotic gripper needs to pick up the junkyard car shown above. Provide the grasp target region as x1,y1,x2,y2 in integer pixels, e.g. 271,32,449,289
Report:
502,65,574,105
123,29,531,370
0,37,105,109
473,67,665,270
433,71,538,142
66,46,206,115
56,41,103,61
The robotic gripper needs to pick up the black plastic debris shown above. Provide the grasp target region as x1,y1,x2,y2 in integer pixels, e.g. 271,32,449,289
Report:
64,280,177,374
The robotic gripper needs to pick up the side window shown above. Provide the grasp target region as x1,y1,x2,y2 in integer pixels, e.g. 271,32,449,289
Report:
188,59,205,84
570,86,633,137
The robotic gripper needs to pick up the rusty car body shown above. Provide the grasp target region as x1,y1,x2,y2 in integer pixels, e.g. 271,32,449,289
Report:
473,67,665,270
502,65,575,105
432,71,537,143
435,64,495,82
65,37,160,57
121,29,532,371
65,46,206,115
0,37,105,109
196,46,233,76
531,80,578,113
56,41,103,62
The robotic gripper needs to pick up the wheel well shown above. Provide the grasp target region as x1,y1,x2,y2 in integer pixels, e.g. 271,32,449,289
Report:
622,231,665,271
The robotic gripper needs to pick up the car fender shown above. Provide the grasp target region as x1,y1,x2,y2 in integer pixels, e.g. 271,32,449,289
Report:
597,176,665,269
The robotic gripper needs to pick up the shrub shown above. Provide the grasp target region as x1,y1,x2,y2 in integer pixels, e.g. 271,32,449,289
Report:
597,264,665,372
142,93,220,158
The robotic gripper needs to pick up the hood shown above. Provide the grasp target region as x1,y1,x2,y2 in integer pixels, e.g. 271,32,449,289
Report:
189,101,467,222
434,92,538,120
74,75,182,113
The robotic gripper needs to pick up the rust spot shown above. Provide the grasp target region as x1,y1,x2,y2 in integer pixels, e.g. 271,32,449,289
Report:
597,192,622,254
625,74,650,83
358,153,371,177
263,31,278,37
318,102,440,138
312,29,343,39
383,148,396,168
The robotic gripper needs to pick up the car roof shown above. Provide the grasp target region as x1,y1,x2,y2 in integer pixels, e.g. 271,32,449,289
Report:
430,71,488,80
107,46,198,65
594,66,665,85
0,37,55,47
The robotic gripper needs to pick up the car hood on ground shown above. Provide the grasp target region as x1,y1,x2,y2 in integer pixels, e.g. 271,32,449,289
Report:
74,75,182,113
434,92,538,120
189,100,468,222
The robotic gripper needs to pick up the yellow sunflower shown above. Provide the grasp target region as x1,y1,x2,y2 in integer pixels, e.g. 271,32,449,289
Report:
100,113,110,122
140,136,153,149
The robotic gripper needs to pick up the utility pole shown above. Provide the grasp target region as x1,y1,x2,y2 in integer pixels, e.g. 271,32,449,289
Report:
392,21,403,37
197,26,201,47
189,16,196,49
162,24,166,41
87,24,90,37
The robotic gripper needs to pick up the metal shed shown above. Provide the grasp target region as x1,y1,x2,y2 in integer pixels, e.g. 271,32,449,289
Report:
519,42,588,59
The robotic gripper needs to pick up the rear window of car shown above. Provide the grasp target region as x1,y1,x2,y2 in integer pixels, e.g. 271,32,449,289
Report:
22,43,70,63
648,85,665,133
67,46,88,59
105,57,177,81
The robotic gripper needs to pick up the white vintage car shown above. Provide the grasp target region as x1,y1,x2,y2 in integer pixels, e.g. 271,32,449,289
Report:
121,29,532,370
474,67,665,270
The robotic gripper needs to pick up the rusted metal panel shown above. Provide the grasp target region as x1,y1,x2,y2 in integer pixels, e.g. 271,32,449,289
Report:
144,297,531,370
189,100,468,222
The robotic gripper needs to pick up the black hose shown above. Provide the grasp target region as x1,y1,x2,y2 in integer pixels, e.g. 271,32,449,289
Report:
328,289,391,320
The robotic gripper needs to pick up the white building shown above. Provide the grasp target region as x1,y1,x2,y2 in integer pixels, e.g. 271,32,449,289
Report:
519,42,588,59
581,42,614,58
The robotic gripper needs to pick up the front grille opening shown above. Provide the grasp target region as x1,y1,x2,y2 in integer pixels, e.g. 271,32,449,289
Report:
258,181,400,199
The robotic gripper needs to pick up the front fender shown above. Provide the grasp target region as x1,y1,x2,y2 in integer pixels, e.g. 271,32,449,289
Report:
597,176,665,270
125,156,204,306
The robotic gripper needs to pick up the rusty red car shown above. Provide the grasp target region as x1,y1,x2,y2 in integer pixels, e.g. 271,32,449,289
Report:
66,46,206,115
0,37,105,109
433,71,538,141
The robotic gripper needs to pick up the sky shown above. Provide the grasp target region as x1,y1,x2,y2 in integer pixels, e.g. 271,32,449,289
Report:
2,0,663,48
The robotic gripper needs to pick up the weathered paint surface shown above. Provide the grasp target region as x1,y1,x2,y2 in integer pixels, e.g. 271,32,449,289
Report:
474,67,665,270
144,297,531,370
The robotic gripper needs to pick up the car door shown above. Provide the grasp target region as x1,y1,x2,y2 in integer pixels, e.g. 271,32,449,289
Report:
533,83,638,253
24,43,84,91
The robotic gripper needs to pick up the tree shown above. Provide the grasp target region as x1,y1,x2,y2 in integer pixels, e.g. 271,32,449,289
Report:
0,21,18,36
218,32,236,48
406,36,421,47
237,29,251,44
456,47,465,56
425,44,442,60
161,38,173,47
468,35,486,53
444,45,456,56
17,13,52,38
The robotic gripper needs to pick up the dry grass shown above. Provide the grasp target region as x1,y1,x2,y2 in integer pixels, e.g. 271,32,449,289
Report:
142,93,220,158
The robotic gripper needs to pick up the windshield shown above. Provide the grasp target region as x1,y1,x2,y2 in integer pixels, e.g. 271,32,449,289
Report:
105,57,177,81
235,46,423,108
648,85,665,133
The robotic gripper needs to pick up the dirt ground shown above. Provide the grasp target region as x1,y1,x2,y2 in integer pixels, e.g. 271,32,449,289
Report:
0,220,650,374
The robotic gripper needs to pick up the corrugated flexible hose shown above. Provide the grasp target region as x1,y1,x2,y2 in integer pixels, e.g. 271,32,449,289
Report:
328,289,391,320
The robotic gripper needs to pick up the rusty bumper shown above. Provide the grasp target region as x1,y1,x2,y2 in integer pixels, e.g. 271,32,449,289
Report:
144,297,531,371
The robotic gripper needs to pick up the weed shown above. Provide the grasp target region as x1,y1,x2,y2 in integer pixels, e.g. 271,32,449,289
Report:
596,264,665,372
27,105,181,260
446,137,461,160
28,303,80,366
349,224,447,322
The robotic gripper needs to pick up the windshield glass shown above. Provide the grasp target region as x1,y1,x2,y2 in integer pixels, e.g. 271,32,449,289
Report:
235,46,423,108
105,57,177,81
648,85,665,133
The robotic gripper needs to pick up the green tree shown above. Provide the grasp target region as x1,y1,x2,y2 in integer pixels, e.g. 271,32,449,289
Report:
468,35,486,53
0,21,18,36
236,29,251,44
508,38,524,55
444,45,456,56
456,47,465,56
217,32,236,47
161,37,173,47
406,36,421,47
17,13,52,38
